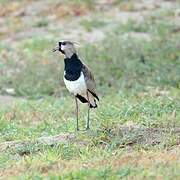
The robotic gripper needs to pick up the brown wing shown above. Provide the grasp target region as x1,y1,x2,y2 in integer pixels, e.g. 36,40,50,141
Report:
82,64,99,101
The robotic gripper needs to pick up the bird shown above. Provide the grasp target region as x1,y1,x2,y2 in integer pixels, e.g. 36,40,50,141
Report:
53,40,99,131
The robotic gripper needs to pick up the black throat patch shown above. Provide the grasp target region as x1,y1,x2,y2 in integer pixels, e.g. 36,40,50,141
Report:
64,54,83,81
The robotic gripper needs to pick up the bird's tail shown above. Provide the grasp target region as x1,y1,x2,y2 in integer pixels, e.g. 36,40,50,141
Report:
76,91,99,108
88,92,98,108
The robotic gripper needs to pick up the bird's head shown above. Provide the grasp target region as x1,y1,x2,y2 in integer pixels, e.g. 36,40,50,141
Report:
53,40,76,58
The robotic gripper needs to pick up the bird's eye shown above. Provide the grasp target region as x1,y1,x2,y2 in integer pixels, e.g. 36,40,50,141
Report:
61,42,66,45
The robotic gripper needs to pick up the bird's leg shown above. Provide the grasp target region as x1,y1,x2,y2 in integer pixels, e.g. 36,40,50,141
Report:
86,91,90,130
75,97,79,131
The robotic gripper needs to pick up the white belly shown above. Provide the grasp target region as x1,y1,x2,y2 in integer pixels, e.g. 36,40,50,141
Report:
64,72,87,95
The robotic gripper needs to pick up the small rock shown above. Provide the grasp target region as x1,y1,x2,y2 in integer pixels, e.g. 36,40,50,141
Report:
3,88,16,95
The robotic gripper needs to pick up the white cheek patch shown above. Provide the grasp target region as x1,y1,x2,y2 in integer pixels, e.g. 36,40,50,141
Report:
61,45,65,51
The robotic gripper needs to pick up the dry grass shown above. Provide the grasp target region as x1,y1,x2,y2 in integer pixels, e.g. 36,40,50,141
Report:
0,0,180,179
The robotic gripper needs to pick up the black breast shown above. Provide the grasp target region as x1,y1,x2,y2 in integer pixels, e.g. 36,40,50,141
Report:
64,54,83,81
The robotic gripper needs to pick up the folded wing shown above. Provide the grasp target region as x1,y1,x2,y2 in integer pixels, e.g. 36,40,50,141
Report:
82,64,99,101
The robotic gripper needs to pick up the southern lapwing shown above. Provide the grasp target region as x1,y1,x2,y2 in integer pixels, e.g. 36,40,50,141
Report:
53,41,99,130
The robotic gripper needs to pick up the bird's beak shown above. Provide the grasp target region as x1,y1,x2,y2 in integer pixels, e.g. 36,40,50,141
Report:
52,46,59,52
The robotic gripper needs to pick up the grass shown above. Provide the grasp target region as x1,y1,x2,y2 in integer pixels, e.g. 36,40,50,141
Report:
1,21,180,97
0,0,180,179
0,88,179,178
80,18,108,31
0,90,179,141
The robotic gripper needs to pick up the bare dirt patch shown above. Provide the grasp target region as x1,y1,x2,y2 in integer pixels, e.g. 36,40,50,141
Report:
0,126,179,155
0,95,24,106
